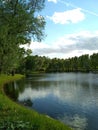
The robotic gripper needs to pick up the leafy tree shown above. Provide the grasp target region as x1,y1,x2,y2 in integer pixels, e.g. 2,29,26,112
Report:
64,59,71,72
78,54,90,72
0,0,45,73
90,53,98,71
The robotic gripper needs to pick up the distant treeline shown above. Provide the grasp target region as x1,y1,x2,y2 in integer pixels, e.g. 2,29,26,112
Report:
17,53,98,74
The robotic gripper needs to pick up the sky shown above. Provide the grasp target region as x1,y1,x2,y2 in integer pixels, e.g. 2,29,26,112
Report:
27,0,98,59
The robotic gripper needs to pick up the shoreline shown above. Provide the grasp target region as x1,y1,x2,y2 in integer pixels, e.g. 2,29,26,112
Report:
0,74,72,130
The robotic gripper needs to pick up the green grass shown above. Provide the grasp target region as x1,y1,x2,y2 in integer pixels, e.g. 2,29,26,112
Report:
0,74,72,130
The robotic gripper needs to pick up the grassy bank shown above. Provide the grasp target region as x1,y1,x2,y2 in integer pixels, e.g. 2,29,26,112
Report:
0,74,72,130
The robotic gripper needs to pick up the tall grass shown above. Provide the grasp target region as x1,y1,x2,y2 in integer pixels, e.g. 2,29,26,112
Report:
0,74,72,130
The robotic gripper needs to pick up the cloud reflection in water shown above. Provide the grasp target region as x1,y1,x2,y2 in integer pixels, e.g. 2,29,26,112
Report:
58,114,87,130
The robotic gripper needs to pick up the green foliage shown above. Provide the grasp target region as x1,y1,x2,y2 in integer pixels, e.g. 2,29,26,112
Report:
18,53,98,74
0,120,31,130
0,0,45,73
90,53,98,70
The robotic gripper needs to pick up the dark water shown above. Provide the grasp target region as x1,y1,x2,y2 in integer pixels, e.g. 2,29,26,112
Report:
5,73,98,130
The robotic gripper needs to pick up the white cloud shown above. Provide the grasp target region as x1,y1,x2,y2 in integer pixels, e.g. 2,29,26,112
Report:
48,0,58,3
25,31,98,59
47,8,85,24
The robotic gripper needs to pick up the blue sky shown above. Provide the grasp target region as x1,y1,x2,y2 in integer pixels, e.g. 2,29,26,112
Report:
28,0,98,58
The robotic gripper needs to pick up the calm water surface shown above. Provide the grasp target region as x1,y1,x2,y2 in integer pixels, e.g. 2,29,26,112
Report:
5,73,98,130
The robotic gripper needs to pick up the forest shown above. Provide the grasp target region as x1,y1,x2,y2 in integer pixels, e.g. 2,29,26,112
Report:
18,53,98,74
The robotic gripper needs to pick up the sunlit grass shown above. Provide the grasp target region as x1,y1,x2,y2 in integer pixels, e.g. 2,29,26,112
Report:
0,74,72,130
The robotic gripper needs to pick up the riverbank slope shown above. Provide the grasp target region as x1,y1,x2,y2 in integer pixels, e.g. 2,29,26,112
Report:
0,74,72,130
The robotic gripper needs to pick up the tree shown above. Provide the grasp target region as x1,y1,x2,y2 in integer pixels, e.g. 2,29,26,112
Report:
90,53,98,71
0,0,45,73
78,54,90,72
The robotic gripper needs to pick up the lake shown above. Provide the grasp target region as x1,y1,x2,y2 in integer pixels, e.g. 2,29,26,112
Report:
5,73,98,130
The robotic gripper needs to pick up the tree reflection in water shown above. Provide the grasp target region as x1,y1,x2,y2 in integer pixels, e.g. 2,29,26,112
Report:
19,98,33,107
